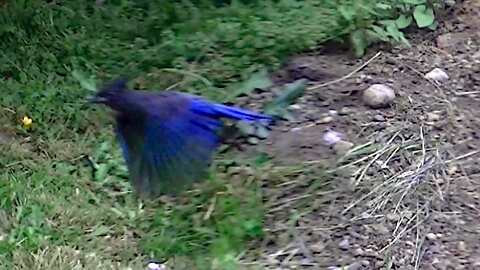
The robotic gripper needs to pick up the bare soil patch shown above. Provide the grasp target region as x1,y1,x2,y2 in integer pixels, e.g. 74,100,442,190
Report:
236,1,480,269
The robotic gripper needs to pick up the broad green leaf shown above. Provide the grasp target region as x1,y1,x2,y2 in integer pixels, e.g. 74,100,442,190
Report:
242,219,262,236
370,25,390,41
428,21,439,30
92,225,110,236
375,3,392,10
350,29,368,57
224,69,273,102
399,32,411,47
252,152,272,166
379,20,396,27
19,72,27,83
366,30,387,42
264,79,306,110
263,79,306,120
94,163,108,181
338,5,356,21
386,24,400,41
72,70,97,92
402,0,426,4
413,5,435,28
396,14,412,29
358,3,377,15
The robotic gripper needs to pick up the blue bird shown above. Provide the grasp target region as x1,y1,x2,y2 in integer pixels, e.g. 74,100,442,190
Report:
86,77,272,197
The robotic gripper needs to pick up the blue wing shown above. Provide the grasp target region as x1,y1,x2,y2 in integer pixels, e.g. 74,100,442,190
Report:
115,92,271,196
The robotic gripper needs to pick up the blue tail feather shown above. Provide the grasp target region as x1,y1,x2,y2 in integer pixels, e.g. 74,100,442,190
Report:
212,103,272,121
189,98,272,122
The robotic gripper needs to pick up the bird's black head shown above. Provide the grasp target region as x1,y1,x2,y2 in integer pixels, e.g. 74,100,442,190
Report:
85,77,129,106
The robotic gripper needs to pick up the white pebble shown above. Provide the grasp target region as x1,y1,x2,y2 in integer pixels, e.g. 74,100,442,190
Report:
328,110,338,116
426,232,438,240
362,84,396,108
425,68,449,82
323,130,342,146
147,262,165,270
318,116,333,124
338,239,350,250
289,104,302,110
310,242,325,253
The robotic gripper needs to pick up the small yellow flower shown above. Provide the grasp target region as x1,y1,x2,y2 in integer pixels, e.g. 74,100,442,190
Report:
21,116,32,126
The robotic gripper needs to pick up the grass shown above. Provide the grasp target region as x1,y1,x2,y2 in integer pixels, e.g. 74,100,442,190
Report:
0,0,422,268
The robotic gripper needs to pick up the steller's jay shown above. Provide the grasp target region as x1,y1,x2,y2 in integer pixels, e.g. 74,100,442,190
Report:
86,77,272,197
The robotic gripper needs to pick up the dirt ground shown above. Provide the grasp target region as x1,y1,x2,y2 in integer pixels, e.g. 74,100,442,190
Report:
236,1,480,269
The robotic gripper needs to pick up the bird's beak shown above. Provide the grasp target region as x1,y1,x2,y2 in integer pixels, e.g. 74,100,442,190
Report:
83,95,107,104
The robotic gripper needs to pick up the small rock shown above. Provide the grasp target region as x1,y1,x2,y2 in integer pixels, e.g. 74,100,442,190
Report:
147,262,165,270
327,267,340,270
373,114,386,122
398,258,405,265
445,0,455,6
310,242,325,253
361,260,370,266
448,165,458,175
403,210,413,219
427,112,441,121
328,110,338,116
441,259,453,267
455,219,467,226
430,245,441,253
364,248,375,256
425,68,449,82
435,178,445,185
372,223,389,234
374,260,384,268
427,232,438,241
338,239,350,250
386,213,400,221
339,107,353,115
333,140,354,154
363,84,396,108
318,116,333,124
319,101,330,107
265,256,279,265
457,241,467,253
288,104,302,110
323,130,342,146
360,74,374,83
349,231,362,239
473,50,480,59
353,248,364,256
347,262,361,270
227,166,242,175
361,212,372,219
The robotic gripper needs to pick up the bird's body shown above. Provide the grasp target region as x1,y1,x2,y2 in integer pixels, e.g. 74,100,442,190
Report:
87,78,272,197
